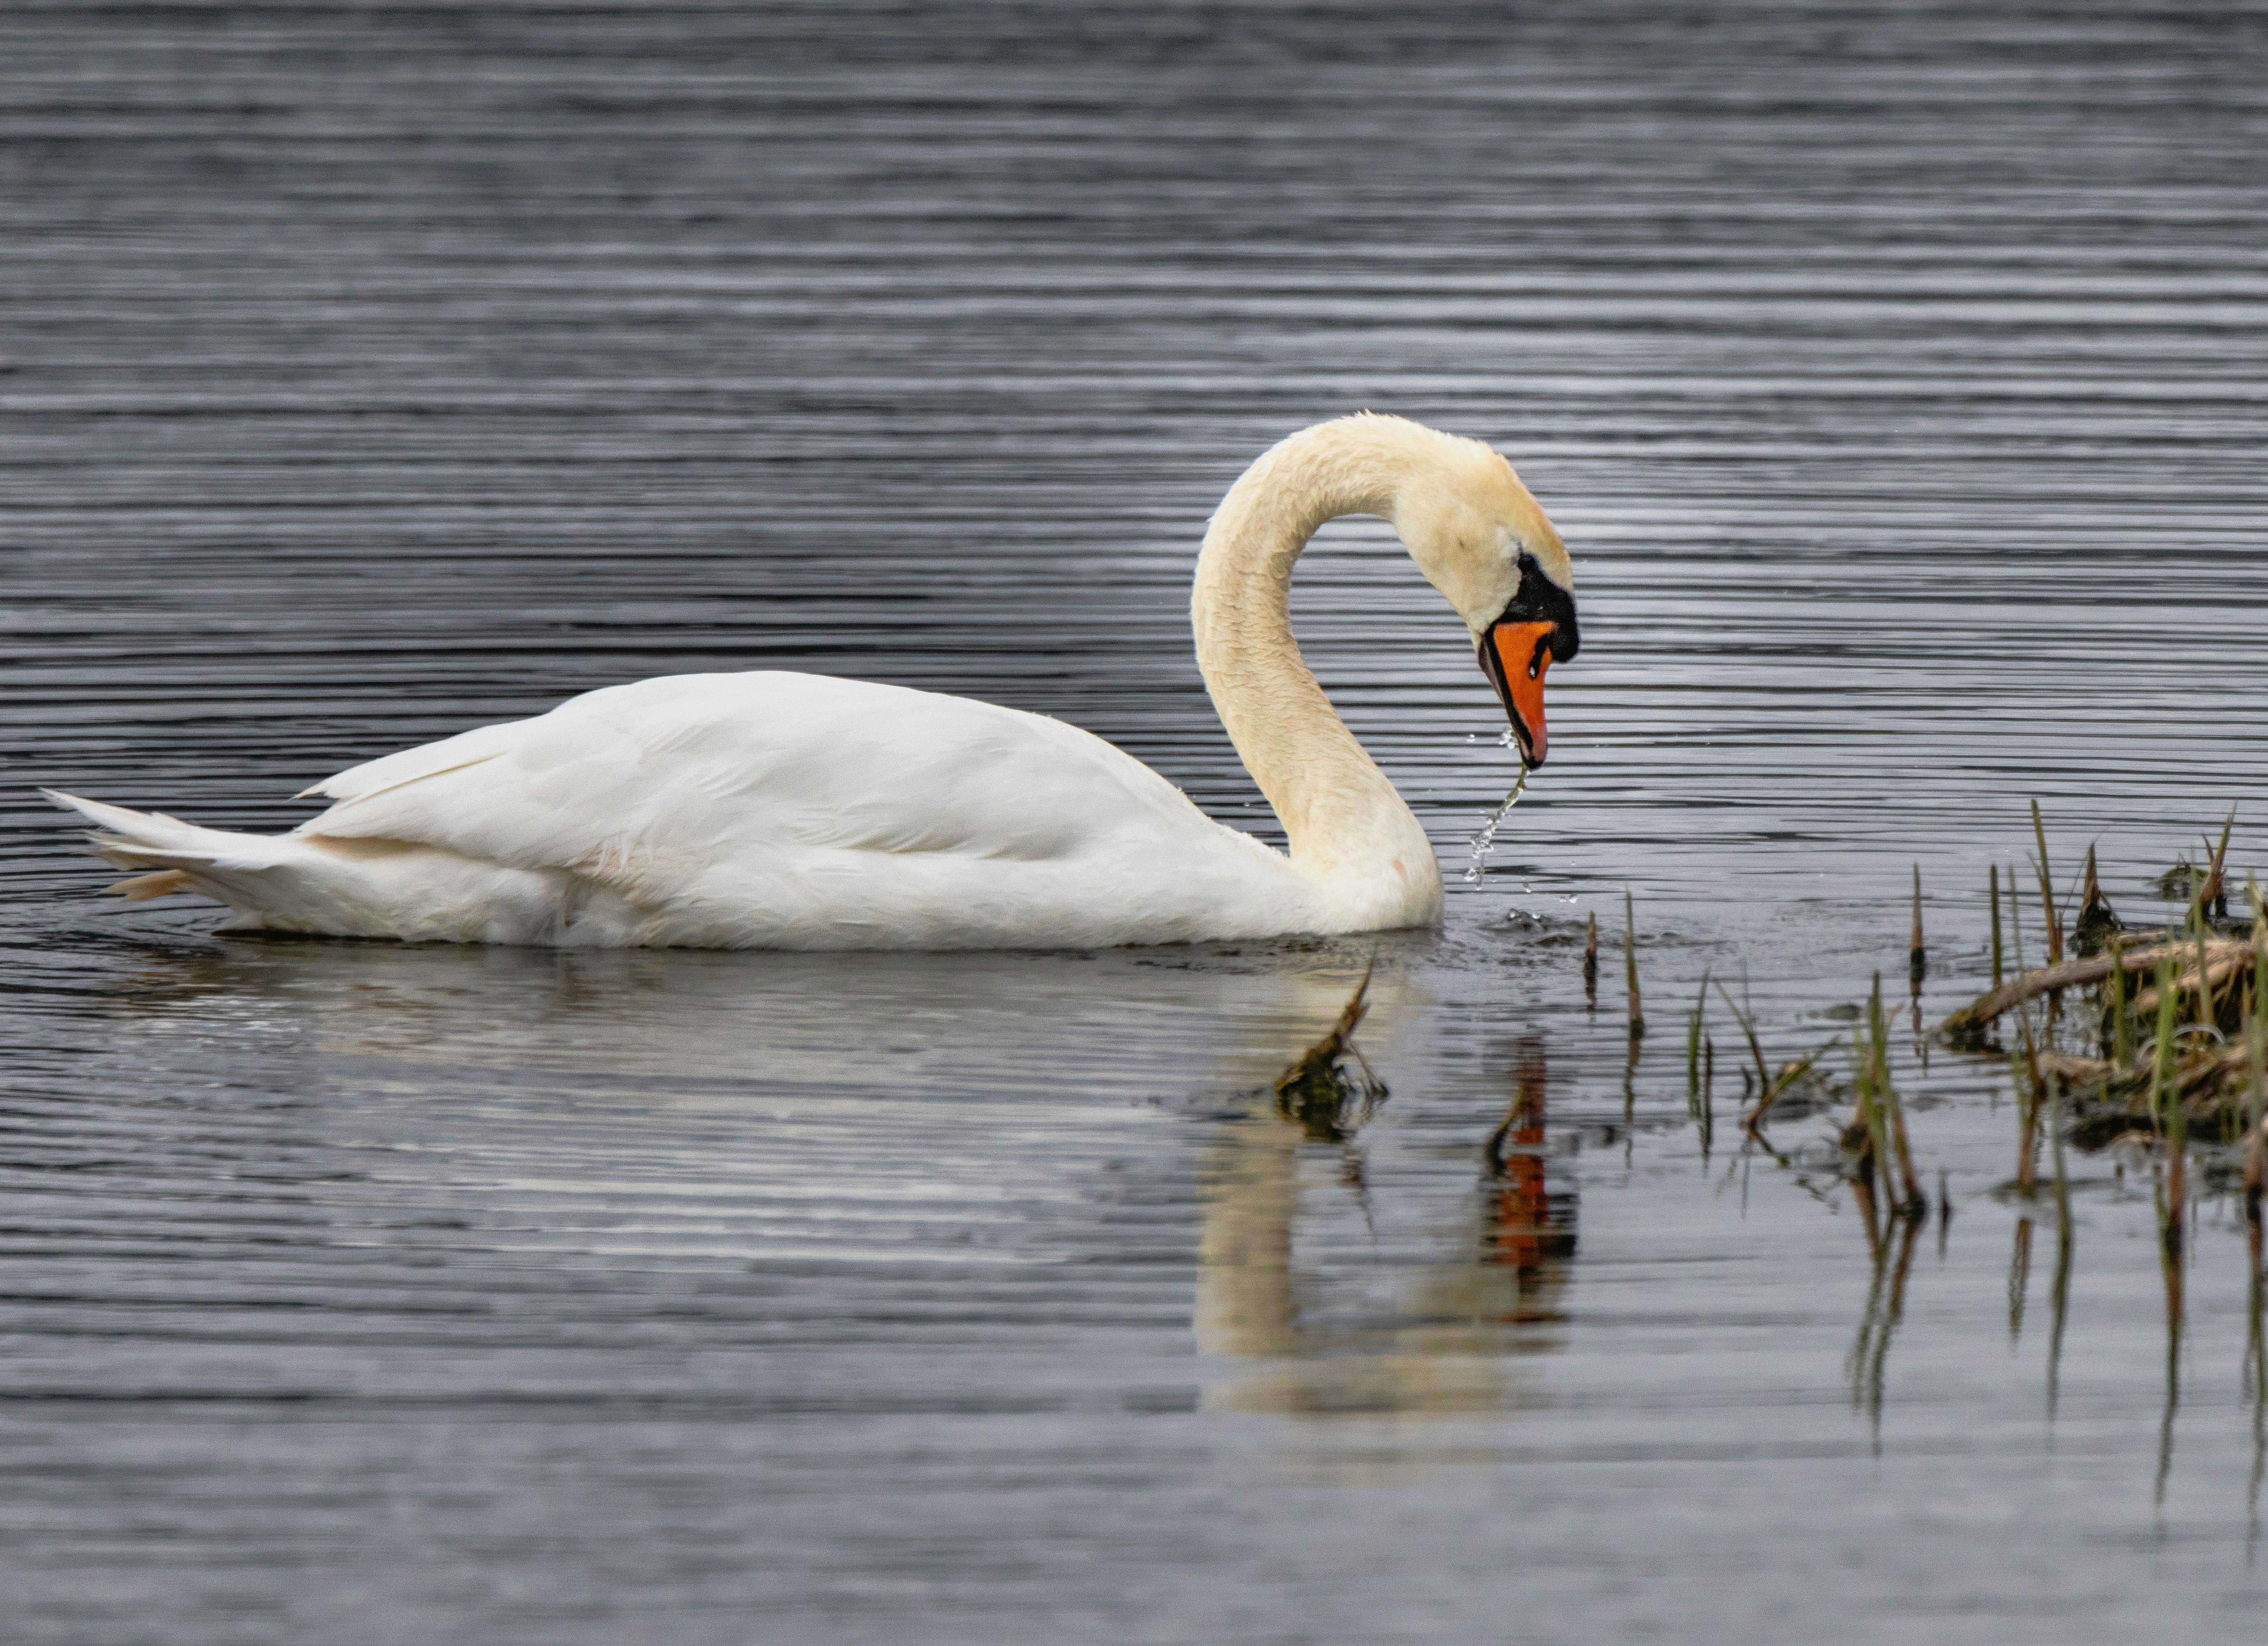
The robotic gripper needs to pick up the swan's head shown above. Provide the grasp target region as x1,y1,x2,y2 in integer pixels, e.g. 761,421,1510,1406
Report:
1389,426,1581,767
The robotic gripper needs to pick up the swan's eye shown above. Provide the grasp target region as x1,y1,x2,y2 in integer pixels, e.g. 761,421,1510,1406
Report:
1492,552,1580,665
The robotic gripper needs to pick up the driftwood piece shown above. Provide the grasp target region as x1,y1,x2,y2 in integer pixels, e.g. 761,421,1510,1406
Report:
1933,935,2246,1038
2130,946,2260,1018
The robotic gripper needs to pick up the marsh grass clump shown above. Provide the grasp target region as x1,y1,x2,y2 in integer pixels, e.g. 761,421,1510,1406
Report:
1701,976,1842,1150
1938,809,2266,1157
1841,974,1927,1224
2154,816,2234,919
2155,856,2205,902
2073,845,2124,956
1272,964,1387,1142
2031,909,2262,1150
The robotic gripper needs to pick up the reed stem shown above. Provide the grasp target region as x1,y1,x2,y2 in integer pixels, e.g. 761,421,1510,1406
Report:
2109,934,2133,1065
2202,808,2236,924
2048,1072,2072,1423
1909,864,1926,988
2031,800,2064,966
1730,994,1768,1098
1583,911,1598,1010
1989,863,2003,992
2249,878,2265,1226
1855,982,1894,1207
2008,866,2027,976
2167,1085,2188,1269
2150,949,2180,1142
2015,1005,2042,1194
1872,973,1922,1214
2194,894,2215,1031
1624,887,1644,1038
1685,968,1708,1110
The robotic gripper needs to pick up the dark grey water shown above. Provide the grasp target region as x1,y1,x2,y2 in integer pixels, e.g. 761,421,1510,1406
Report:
6,3,2268,1640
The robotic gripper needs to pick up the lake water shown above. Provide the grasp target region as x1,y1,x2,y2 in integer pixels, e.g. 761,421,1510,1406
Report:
5,3,2268,1641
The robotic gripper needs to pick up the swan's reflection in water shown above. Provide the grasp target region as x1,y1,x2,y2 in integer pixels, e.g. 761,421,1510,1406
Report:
1196,1031,1574,1420
91,931,1458,1273
101,933,1406,1095
92,930,1576,1445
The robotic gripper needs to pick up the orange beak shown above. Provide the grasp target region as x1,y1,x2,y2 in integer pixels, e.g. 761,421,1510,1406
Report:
1483,620,1557,767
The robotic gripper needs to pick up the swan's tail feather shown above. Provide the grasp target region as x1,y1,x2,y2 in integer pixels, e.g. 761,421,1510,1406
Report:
40,788,559,942
42,789,301,876
106,869,193,901
42,788,307,925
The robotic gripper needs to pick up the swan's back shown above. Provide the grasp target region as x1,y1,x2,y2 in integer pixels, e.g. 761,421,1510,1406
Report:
318,672,1238,858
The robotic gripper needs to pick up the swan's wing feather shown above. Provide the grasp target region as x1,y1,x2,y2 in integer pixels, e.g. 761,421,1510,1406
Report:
296,673,1225,897
297,717,534,806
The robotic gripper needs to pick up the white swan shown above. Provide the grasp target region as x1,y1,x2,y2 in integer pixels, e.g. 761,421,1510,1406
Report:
47,414,1579,950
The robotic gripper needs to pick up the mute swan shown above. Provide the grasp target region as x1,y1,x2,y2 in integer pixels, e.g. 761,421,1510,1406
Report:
46,414,1578,950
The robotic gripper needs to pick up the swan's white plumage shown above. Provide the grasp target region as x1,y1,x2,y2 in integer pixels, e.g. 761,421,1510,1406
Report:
49,414,1573,951
53,673,1321,949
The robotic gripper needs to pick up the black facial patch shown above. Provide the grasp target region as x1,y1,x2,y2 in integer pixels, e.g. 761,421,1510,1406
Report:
1491,551,1580,661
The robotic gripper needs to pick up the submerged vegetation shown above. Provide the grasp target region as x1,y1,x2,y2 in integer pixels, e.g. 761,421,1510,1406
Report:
1270,962,1387,1143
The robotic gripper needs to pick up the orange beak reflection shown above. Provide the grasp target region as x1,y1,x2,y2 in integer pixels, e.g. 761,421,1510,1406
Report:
1486,620,1558,767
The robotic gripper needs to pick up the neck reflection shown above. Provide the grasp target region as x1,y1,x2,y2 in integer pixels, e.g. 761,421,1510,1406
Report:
1195,1026,1575,1418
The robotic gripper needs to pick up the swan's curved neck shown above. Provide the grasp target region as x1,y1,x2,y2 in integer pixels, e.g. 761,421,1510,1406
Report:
1191,424,1441,917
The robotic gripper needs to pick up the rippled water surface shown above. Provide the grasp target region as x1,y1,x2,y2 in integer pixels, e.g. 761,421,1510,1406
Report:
6,4,2268,1641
